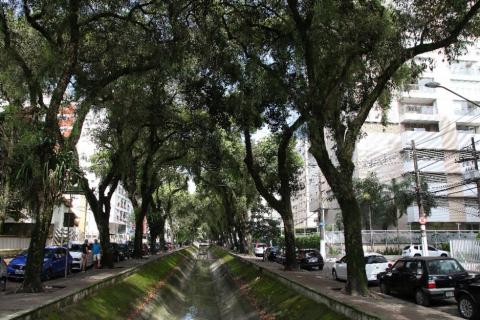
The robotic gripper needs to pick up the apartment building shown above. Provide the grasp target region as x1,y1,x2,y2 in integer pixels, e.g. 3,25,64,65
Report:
75,109,135,242
293,44,480,231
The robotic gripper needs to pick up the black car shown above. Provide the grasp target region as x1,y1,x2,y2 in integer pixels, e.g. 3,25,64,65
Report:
116,243,130,259
297,249,324,271
110,243,125,262
378,256,468,306
263,246,280,262
455,276,480,319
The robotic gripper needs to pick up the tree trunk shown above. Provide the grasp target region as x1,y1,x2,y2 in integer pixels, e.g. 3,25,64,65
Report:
97,214,113,268
236,228,246,253
133,210,145,258
22,202,53,292
282,207,298,270
337,190,368,295
149,231,157,254
158,217,166,251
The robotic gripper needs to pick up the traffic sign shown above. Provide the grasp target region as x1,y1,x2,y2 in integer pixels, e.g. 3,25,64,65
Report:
419,216,427,225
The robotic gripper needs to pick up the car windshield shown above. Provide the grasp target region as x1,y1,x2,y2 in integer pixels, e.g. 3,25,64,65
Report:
70,244,82,251
403,246,410,250
427,259,465,275
365,256,387,264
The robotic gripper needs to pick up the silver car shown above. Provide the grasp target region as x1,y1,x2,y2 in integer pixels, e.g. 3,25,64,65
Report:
0,256,7,291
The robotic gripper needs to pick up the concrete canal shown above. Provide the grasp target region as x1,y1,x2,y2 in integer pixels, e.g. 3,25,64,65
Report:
141,248,259,320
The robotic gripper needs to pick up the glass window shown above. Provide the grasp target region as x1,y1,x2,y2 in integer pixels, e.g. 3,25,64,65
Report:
427,259,465,275
366,256,388,264
405,261,418,273
392,260,405,271
428,246,437,251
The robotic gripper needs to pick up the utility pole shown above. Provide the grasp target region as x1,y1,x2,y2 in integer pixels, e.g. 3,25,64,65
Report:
412,140,429,256
304,140,309,235
470,137,480,210
455,137,480,209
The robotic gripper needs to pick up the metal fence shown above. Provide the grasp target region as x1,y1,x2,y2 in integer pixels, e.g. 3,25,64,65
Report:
450,239,480,272
302,230,479,247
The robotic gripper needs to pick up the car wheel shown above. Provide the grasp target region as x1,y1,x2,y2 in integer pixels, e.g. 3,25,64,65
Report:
380,281,390,295
441,253,448,257
332,269,339,281
458,295,478,320
415,289,430,307
319,265,324,271
414,254,421,257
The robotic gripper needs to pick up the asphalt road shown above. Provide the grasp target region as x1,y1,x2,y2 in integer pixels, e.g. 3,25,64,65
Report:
259,257,460,319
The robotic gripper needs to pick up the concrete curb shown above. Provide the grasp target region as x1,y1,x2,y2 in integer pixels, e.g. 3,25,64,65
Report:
5,248,187,320
229,252,381,320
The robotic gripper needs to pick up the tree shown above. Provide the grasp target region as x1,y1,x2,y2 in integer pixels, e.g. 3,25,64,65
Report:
204,0,480,295
148,170,188,253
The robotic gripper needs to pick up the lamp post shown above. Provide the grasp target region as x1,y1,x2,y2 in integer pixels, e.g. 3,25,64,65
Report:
425,81,480,209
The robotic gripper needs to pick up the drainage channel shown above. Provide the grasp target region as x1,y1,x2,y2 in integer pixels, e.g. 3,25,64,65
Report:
139,249,259,320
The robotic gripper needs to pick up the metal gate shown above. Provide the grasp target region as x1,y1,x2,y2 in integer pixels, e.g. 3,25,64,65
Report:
450,239,480,272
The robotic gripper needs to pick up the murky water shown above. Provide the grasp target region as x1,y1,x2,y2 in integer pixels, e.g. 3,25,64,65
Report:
140,249,259,320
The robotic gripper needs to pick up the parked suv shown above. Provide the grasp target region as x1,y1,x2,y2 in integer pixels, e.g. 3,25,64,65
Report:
254,243,267,257
402,245,448,257
0,256,7,291
378,256,468,306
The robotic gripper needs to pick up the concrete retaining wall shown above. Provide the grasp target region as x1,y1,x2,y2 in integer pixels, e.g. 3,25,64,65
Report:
231,253,381,320
5,249,187,320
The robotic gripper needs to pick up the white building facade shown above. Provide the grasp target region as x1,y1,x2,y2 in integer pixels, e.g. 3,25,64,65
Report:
293,44,480,231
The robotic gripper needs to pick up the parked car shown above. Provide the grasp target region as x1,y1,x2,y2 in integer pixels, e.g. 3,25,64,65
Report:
254,243,267,257
298,249,324,270
117,243,130,259
378,256,468,306
402,245,448,257
142,243,150,256
0,256,7,291
110,243,125,262
455,277,480,319
263,246,280,262
69,242,93,271
333,253,390,282
7,246,73,281
275,247,300,265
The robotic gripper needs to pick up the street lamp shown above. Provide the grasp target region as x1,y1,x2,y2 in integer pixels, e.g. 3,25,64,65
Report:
425,81,480,108
424,80,480,241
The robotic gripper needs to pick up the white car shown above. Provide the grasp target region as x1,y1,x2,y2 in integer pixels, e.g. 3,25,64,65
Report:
332,253,391,282
0,256,7,291
402,245,448,257
69,243,93,271
254,243,267,257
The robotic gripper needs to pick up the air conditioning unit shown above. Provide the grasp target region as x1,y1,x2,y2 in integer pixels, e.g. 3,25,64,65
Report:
464,169,480,181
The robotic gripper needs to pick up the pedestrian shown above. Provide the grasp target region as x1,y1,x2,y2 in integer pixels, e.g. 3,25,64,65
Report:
81,239,89,272
92,239,101,269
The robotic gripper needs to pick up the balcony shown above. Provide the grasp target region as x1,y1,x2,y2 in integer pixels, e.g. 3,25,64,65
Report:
407,206,450,223
399,105,439,123
404,160,445,174
401,131,443,149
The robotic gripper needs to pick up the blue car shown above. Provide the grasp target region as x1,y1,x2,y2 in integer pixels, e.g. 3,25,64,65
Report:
7,246,73,281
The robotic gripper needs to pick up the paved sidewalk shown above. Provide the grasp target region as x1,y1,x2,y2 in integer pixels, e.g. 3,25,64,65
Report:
0,254,165,319
236,254,462,320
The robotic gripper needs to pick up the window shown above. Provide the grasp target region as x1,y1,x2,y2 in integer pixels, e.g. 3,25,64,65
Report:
454,100,480,116
365,256,387,264
427,259,465,275
457,125,479,133
450,60,480,76
392,260,405,271
402,103,437,115
404,123,439,132
405,261,419,273
418,172,448,183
